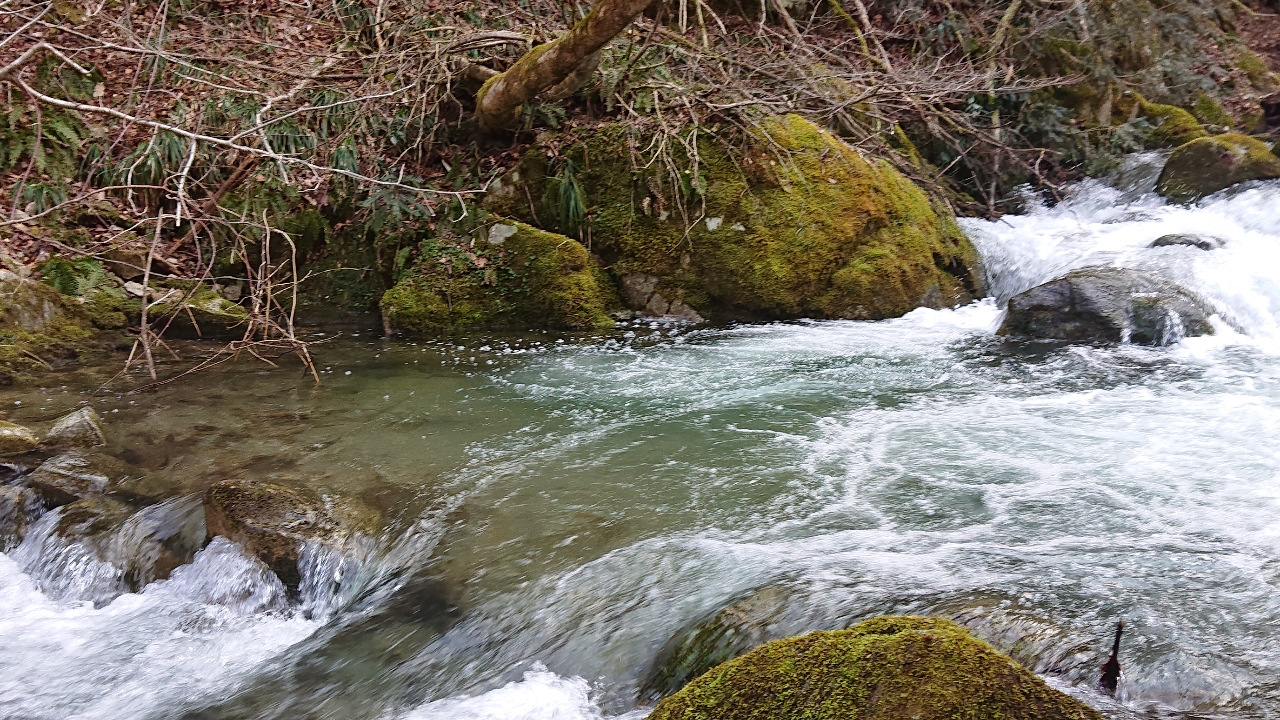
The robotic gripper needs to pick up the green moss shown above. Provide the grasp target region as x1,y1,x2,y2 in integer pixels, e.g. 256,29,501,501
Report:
1156,133,1280,202
647,616,1103,720
1139,99,1207,148
1235,50,1276,92
505,115,983,321
77,287,135,330
381,220,615,333
149,281,249,338
0,275,130,383
1190,93,1234,129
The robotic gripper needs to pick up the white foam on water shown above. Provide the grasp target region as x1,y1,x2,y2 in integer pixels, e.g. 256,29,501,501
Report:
0,538,318,720
962,176,1280,352
399,665,648,720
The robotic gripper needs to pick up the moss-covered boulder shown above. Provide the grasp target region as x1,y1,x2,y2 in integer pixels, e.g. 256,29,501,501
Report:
1000,267,1214,345
646,616,1102,720
1138,100,1208,148
487,115,984,322
381,220,616,333
1156,133,1280,203
204,479,379,590
148,280,249,338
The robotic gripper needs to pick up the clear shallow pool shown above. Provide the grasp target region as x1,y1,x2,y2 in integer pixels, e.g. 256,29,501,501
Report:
3,167,1280,720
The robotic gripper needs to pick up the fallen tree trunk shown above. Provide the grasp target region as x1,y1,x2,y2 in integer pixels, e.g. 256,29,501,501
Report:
474,0,654,132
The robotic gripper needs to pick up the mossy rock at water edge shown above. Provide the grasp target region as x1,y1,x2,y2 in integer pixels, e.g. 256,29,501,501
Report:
1136,100,1208,148
646,615,1102,720
485,114,984,323
380,220,616,333
1156,133,1280,203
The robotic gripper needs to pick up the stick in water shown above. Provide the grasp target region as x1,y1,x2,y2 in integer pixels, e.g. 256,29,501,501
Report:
1099,620,1123,694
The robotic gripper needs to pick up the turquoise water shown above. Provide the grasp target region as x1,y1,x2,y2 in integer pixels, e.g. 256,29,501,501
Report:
3,170,1280,719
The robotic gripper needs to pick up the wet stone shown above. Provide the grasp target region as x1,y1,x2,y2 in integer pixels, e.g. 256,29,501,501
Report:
45,407,107,448
642,585,791,702
0,421,40,456
1000,267,1214,346
646,616,1105,720
0,484,42,550
1150,233,1224,250
25,450,144,507
203,479,377,591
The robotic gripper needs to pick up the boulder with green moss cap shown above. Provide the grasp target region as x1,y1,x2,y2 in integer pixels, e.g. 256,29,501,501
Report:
1156,133,1280,203
1132,98,1208,148
645,615,1103,720
487,115,984,323
380,220,616,333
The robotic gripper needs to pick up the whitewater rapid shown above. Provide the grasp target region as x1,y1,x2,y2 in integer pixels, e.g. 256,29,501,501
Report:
1,167,1279,720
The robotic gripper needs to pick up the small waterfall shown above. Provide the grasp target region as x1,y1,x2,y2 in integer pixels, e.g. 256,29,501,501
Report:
963,169,1280,348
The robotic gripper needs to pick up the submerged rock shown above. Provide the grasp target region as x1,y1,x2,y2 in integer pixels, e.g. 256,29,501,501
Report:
487,114,984,323
646,616,1103,720
24,448,140,504
37,494,206,593
642,586,790,702
45,407,106,448
1156,133,1280,203
203,479,376,590
1150,233,1224,250
1000,268,1214,346
0,421,40,455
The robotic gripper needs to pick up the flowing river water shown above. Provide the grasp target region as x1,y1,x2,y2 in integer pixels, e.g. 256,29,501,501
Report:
3,158,1280,719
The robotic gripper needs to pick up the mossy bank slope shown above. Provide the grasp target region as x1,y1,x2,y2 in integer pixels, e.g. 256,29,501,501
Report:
646,616,1103,720
486,115,985,323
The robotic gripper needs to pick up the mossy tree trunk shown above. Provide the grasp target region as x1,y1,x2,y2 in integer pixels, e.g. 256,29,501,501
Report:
474,0,654,132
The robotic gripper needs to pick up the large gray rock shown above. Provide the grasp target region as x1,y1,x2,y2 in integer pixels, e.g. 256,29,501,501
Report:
55,494,206,589
1000,268,1214,346
45,407,106,448
0,421,40,455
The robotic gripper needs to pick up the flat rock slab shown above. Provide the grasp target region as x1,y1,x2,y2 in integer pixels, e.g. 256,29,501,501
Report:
1000,267,1214,346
